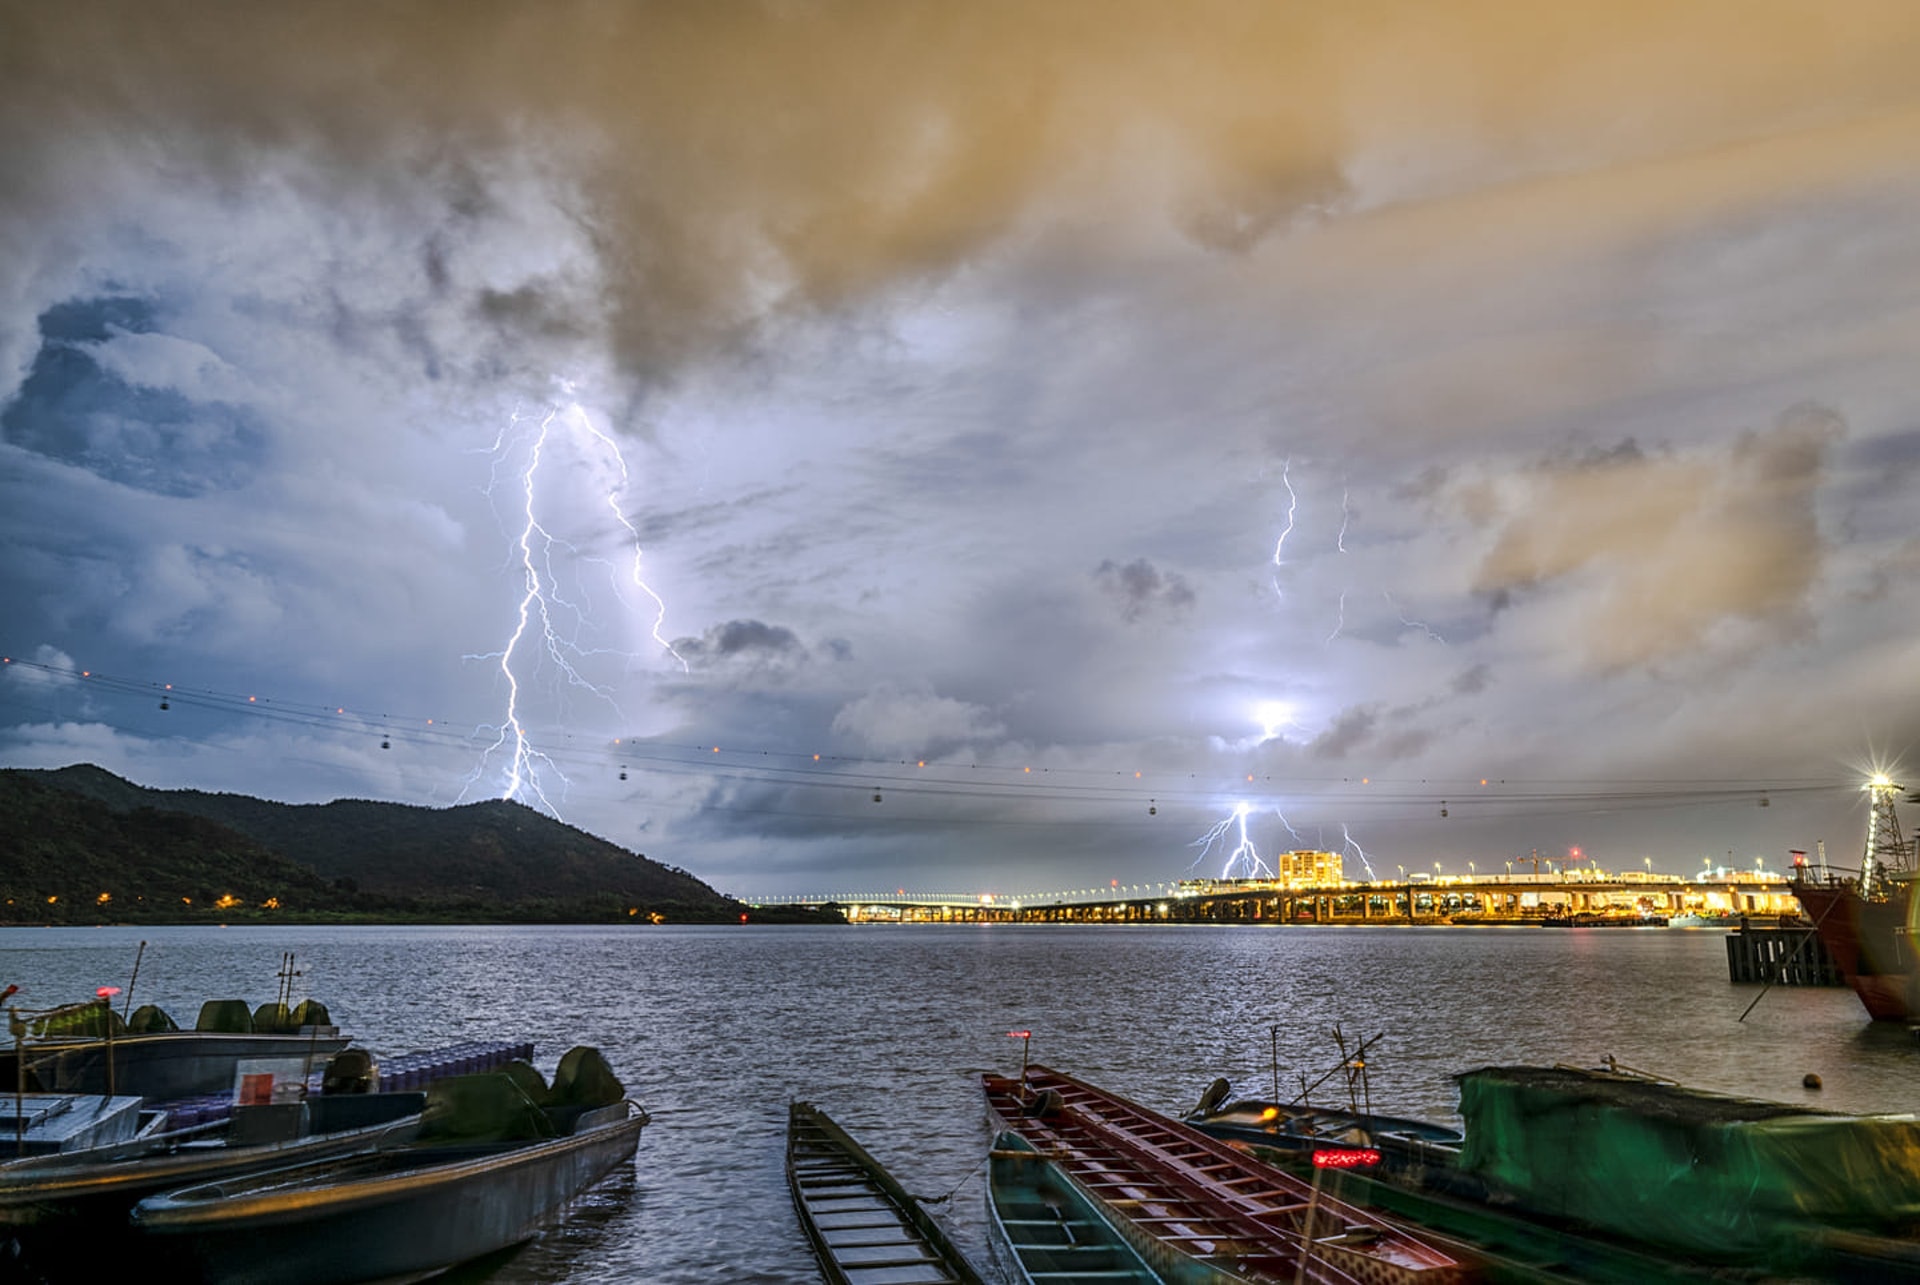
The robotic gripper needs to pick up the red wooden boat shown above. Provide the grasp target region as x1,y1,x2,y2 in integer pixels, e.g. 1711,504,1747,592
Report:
982,1065,1468,1285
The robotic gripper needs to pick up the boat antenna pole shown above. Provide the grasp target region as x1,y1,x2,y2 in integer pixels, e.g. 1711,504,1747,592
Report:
1007,1030,1032,1101
1270,1024,1281,1102
122,940,145,1022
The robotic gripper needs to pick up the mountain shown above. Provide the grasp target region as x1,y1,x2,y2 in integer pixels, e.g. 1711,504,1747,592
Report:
0,764,772,923
0,771,354,921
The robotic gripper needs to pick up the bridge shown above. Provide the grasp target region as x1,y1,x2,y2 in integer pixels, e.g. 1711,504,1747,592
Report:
746,869,1806,925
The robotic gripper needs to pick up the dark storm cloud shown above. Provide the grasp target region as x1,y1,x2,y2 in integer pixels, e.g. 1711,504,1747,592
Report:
7,3,1920,897
1450,664,1492,696
673,620,807,668
1,296,267,495
1311,705,1378,759
1094,558,1196,623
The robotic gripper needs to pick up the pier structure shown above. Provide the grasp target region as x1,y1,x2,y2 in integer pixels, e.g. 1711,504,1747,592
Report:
751,868,1802,925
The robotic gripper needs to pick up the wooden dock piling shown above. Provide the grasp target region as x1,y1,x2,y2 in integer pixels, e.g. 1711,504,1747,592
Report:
1725,921,1843,986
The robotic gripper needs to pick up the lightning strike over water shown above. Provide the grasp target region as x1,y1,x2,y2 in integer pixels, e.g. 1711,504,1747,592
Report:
1341,824,1379,881
462,395,685,817
1190,801,1275,879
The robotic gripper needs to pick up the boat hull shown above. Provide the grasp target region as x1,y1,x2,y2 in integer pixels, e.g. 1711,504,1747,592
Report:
0,1031,351,1100
1790,880,1916,1021
132,1102,646,1285
787,1101,982,1285
988,1133,1237,1285
0,1097,425,1227
985,1066,1466,1285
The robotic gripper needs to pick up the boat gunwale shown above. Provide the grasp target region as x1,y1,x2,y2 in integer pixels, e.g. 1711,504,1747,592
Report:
129,1100,645,1232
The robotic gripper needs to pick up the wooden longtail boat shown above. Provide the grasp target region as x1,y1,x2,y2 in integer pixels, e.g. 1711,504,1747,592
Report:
982,1066,1468,1285
787,1100,984,1285
1205,1136,1742,1285
989,1130,1245,1285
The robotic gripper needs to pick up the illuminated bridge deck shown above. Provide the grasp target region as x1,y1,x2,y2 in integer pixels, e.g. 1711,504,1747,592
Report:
750,873,1803,925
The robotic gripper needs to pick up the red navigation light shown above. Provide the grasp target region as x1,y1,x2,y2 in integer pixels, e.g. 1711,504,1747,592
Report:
1312,1147,1381,1169
95,986,121,998
738,913,748,923
1006,1030,1031,1039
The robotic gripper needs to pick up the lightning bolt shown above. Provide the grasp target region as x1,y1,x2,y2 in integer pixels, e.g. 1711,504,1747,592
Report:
1383,591,1447,645
462,393,684,816
1336,485,1351,553
1325,590,1347,647
1270,457,1298,576
1190,801,1276,879
1341,824,1378,881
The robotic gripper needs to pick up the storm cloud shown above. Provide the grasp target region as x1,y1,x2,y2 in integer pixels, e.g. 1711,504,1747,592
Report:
4,3,1920,893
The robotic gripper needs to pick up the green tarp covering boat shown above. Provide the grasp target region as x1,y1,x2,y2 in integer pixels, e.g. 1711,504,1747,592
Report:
1455,1064,1920,1262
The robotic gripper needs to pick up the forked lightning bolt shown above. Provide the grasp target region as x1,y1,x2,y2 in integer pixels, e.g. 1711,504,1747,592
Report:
1190,802,1276,879
463,395,684,816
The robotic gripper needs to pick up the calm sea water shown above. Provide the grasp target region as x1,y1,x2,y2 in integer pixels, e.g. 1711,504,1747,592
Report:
3,923,1918,1283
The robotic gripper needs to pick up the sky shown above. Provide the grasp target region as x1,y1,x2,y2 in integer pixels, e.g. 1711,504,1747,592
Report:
4,2,1920,900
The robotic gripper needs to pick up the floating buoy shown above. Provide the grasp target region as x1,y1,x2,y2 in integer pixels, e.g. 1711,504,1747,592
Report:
1803,1072,1822,1090
1148,798,1157,815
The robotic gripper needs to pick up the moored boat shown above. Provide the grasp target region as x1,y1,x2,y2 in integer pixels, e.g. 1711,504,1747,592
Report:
988,1130,1243,1285
130,1046,646,1285
0,1038,529,1243
1790,775,1919,1021
983,1064,1468,1285
1666,912,1735,929
1,995,350,1100
1451,1063,1920,1265
1188,1081,1735,1284
1183,1081,1464,1180
787,1100,984,1285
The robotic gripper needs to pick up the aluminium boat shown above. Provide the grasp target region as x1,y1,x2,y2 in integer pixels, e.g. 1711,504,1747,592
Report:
130,1047,645,1285
1,996,350,1100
